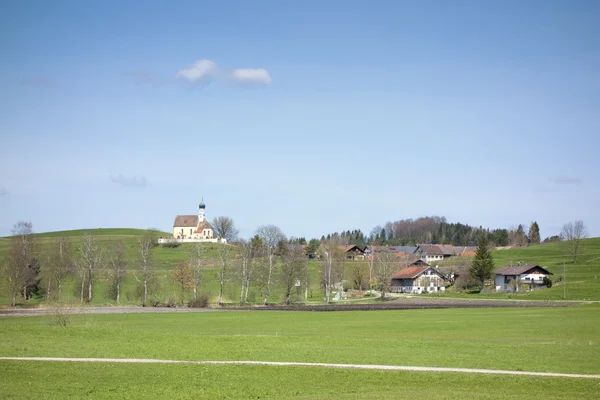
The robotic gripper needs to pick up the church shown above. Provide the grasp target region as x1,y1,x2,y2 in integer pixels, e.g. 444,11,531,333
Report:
172,200,215,240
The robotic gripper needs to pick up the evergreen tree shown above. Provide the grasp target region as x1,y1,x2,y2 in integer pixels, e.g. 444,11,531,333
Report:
380,228,387,244
469,236,495,289
528,221,540,245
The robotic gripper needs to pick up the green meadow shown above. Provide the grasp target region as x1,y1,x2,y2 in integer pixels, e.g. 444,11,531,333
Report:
433,237,600,301
1,229,599,305
1,305,599,398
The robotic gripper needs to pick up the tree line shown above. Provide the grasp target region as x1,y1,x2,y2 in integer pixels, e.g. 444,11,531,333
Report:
320,217,552,247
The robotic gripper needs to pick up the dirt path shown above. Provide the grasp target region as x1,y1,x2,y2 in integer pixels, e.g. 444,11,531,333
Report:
1,357,598,379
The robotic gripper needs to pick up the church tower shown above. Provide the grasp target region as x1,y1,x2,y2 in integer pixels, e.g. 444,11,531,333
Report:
198,199,206,222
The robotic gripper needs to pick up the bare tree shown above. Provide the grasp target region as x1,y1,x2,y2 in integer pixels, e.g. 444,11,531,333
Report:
318,239,344,304
212,216,239,242
279,240,308,305
350,261,369,293
3,222,37,305
44,237,73,300
236,239,258,304
137,230,156,306
561,221,588,263
375,251,398,299
216,243,233,305
256,225,286,305
107,241,127,303
189,242,203,300
172,261,193,304
9,221,37,303
77,232,104,302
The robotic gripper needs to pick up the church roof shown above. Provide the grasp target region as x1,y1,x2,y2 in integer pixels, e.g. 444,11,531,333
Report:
174,215,198,227
194,220,213,233
173,215,214,230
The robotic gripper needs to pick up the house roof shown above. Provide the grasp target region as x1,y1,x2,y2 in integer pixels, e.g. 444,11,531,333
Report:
392,266,429,279
395,246,417,253
340,245,365,253
419,246,444,256
495,265,552,276
174,215,198,227
193,220,213,233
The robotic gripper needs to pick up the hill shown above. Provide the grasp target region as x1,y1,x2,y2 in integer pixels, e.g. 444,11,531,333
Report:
434,237,600,301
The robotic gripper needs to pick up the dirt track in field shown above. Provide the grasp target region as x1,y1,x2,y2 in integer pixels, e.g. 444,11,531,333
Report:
0,297,580,317
1,357,598,379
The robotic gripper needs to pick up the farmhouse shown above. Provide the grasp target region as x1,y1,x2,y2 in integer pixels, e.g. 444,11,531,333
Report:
494,264,552,292
340,245,365,260
416,244,478,264
391,265,446,294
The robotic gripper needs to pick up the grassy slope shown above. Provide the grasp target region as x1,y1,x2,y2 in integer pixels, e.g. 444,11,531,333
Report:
0,228,325,306
1,305,599,399
1,230,599,303
433,238,600,301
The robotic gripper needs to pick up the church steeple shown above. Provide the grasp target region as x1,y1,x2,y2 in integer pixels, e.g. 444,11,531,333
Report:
198,198,206,222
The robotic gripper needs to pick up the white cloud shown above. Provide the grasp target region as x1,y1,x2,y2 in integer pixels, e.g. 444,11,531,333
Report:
0,185,8,196
175,60,219,83
230,68,272,85
109,174,148,188
175,59,271,86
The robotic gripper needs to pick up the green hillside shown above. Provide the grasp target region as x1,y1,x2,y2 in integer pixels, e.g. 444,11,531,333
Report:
434,237,600,301
0,228,325,307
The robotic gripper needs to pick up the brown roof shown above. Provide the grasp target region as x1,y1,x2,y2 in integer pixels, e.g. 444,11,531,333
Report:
340,245,364,253
419,246,444,255
495,265,552,276
174,215,198,227
193,220,213,232
391,266,429,280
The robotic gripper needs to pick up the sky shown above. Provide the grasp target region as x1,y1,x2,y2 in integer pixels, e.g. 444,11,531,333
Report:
1,0,599,240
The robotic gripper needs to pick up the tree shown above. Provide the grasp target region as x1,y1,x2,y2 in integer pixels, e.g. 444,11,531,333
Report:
212,216,239,242
279,240,307,305
256,225,286,305
318,239,344,304
350,261,369,292
561,220,588,263
107,241,127,303
528,221,540,245
216,243,233,305
375,251,397,299
469,236,495,289
305,238,320,259
2,222,37,305
172,261,193,304
77,232,104,302
137,230,156,306
236,238,258,304
189,242,203,300
45,237,73,300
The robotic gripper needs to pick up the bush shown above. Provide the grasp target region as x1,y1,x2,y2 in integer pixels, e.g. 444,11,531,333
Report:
543,276,553,288
188,294,209,308
167,296,178,308
161,239,180,248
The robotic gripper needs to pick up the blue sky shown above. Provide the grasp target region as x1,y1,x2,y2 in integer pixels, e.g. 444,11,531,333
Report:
1,0,599,239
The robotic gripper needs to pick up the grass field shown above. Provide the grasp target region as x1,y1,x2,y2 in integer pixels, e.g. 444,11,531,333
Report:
3,361,598,399
1,305,599,398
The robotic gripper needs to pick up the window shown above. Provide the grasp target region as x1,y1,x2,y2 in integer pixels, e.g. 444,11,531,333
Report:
190,229,193,236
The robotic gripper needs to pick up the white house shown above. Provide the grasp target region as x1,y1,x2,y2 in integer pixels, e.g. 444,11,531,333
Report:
390,265,446,294
494,264,552,292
